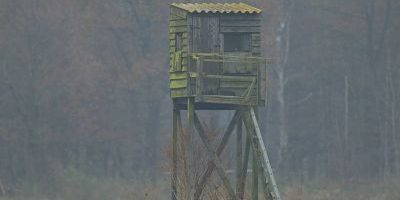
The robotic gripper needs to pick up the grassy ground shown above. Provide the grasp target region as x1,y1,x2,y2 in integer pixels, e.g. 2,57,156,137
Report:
0,170,399,200
281,179,400,200
0,168,169,200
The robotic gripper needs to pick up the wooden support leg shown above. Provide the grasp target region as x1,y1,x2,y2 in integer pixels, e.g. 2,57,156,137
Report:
172,107,179,200
193,111,240,200
238,114,251,199
252,108,259,200
193,112,237,200
252,144,259,200
236,117,243,196
186,97,195,200
242,108,281,200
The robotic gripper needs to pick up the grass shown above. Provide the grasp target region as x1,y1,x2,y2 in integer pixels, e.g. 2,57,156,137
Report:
282,179,400,200
0,169,398,200
0,168,170,200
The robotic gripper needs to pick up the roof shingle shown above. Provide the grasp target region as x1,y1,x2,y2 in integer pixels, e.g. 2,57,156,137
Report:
171,3,262,14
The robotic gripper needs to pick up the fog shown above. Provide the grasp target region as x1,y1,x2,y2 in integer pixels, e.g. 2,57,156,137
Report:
0,0,399,199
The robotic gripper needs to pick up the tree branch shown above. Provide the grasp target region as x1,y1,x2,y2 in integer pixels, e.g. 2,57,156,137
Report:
288,93,313,106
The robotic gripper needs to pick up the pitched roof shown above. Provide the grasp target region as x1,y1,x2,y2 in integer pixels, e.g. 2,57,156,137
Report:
171,3,262,14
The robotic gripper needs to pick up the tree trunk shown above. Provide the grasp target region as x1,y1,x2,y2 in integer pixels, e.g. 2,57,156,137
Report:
275,0,294,172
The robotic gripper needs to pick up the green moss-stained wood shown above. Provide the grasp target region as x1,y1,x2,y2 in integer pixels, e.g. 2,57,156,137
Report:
168,3,267,107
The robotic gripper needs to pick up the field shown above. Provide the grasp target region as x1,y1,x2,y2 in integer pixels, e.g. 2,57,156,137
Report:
0,169,398,200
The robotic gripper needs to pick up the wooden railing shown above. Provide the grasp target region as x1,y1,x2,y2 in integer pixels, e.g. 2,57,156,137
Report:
190,53,270,105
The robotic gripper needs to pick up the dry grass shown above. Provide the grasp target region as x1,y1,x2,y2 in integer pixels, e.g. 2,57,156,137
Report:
0,177,399,200
282,179,400,200
0,168,170,200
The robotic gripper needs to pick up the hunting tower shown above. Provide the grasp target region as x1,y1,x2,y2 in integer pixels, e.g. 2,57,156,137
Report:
169,3,281,200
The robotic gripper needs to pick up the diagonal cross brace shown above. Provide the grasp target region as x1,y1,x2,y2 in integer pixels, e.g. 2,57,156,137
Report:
193,112,238,200
193,111,240,200
241,108,281,200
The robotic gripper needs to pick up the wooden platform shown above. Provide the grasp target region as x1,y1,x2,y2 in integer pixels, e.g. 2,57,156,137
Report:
173,96,264,110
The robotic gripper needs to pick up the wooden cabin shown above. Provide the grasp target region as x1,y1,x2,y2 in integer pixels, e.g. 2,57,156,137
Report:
169,3,268,109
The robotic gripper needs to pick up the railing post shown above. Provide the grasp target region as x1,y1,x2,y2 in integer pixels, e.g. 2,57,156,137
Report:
256,59,260,103
196,56,203,100
264,60,268,103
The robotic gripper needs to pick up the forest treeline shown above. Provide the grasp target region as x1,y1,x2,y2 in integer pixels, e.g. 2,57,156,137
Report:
0,0,399,193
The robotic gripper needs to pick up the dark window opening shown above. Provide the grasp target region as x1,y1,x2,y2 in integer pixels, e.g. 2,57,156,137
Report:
175,33,183,51
224,33,251,52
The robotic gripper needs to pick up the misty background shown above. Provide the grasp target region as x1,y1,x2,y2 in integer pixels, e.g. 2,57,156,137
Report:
0,0,399,199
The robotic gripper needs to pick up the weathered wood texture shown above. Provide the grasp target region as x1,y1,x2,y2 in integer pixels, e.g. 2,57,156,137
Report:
236,117,243,197
171,108,179,200
169,7,190,98
190,14,220,53
193,112,237,199
193,111,240,200
186,97,195,198
169,5,280,200
242,108,282,200
169,8,265,106
190,14,221,96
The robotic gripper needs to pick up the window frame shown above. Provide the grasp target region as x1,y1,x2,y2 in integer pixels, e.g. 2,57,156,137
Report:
223,33,252,53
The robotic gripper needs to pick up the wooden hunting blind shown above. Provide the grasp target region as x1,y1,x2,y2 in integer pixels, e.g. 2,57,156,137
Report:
169,3,281,200
169,3,268,109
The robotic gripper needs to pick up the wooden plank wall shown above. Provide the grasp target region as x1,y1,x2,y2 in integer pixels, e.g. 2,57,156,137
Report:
220,14,261,55
190,14,221,96
168,11,264,105
220,15,261,33
191,14,220,53
169,7,189,98
219,14,262,99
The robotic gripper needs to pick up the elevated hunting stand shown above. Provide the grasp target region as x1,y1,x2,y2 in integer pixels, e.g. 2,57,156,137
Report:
169,3,281,200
